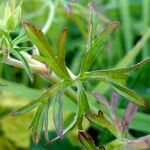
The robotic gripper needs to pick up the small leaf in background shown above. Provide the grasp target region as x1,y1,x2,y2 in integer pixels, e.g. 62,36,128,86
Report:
77,83,90,129
53,93,64,138
122,102,138,135
85,111,117,137
3,0,22,30
78,131,97,150
80,21,120,74
23,22,71,79
5,5,21,30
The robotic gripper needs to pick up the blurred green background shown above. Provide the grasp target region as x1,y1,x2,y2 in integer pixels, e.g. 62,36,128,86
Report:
0,0,150,149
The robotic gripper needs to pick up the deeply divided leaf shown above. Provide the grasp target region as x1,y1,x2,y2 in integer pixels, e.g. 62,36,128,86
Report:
80,21,120,74
23,22,71,79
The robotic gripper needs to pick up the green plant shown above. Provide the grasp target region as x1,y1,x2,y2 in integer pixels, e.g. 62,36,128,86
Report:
0,0,150,149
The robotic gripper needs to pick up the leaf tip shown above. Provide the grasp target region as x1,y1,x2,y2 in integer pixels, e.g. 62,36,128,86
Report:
23,21,30,27
112,21,120,32
63,27,68,32
32,133,40,145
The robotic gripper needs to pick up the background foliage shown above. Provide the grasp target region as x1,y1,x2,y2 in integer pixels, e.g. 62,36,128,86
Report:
0,0,150,149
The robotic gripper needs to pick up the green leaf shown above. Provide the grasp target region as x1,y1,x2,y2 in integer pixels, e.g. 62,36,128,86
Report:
53,93,64,138
84,58,149,107
31,102,45,144
80,21,120,74
56,27,70,77
11,79,71,117
94,30,150,94
85,71,128,85
87,57,150,75
47,114,77,144
93,76,146,107
85,111,117,136
12,33,29,46
78,131,97,150
44,99,51,141
110,81,146,107
77,82,90,129
57,27,67,64
11,99,39,116
87,3,98,48
12,50,34,82
23,22,71,79
36,79,71,101
86,74,146,107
